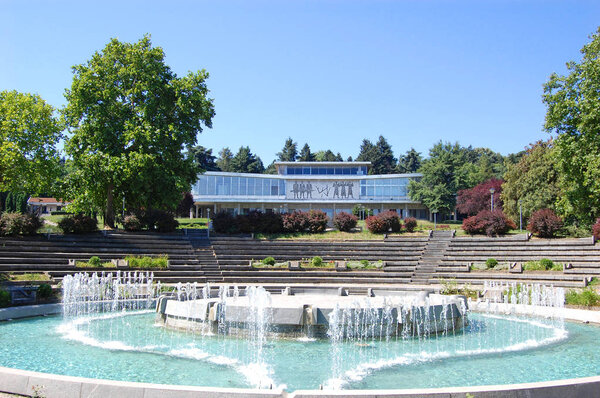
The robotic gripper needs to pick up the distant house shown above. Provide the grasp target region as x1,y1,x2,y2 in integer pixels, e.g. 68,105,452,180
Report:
27,197,69,215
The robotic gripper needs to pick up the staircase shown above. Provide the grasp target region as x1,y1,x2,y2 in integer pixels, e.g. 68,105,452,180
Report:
411,230,454,284
184,229,223,283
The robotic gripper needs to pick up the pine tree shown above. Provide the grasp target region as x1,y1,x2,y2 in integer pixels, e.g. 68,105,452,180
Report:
298,143,315,161
231,146,264,173
216,148,234,172
398,148,422,173
276,137,298,161
188,145,219,172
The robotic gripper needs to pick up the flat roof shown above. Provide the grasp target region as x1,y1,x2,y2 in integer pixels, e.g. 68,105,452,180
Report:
274,161,371,166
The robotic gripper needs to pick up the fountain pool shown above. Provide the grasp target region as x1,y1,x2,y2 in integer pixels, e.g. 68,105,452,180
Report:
0,273,599,393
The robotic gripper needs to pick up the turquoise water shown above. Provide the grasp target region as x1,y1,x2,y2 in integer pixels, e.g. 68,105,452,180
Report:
0,311,598,391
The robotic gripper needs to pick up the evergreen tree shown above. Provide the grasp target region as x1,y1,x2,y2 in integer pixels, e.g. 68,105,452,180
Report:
314,150,341,162
276,137,298,161
231,146,264,173
264,161,277,174
188,145,219,172
356,139,376,163
397,148,422,173
356,136,396,174
298,144,315,161
216,148,234,172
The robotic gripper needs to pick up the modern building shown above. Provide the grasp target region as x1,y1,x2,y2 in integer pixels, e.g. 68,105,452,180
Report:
191,161,429,220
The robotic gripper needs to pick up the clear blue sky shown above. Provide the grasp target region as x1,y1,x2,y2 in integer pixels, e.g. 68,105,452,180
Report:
2,0,599,164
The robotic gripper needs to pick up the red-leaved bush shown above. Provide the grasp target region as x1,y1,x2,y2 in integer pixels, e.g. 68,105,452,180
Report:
403,217,417,232
526,208,563,238
378,211,402,232
333,212,358,232
592,217,600,241
306,210,329,233
462,210,516,237
365,215,388,233
282,211,309,233
456,178,503,216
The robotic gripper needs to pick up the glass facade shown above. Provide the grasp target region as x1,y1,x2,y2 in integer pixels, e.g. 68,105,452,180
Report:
286,166,367,176
194,175,285,197
359,178,409,200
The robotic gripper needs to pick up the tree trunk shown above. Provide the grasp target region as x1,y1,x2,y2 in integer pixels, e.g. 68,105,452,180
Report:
105,183,115,228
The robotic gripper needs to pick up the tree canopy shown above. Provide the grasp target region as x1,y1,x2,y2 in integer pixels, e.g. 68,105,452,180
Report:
501,140,561,223
230,146,264,173
188,145,219,172
276,137,297,161
0,90,63,195
408,141,473,217
216,147,234,172
397,148,422,173
543,28,600,224
456,178,503,216
63,36,215,227
298,143,315,161
356,135,397,174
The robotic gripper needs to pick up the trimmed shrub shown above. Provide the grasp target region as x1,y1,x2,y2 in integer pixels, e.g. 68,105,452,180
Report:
365,215,387,233
527,208,563,238
378,211,402,232
262,256,276,266
593,217,600,241
122,215,143,232
539,258,555,270
88,256,102,267
282,211,309,233
403,217,417,233
259,212,283,234
37,284,53,299
0,289,10,308
333,212,358,232
311,256,323,267
212,211,238,234
306,210,329,233
0,212,42,236
485,258,498,268
58,214,98,234
462,210,516,237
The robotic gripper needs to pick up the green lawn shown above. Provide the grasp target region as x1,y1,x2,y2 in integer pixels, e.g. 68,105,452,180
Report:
176,217,208,229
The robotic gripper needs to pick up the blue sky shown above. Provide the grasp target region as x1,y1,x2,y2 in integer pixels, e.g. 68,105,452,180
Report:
1,0,599,164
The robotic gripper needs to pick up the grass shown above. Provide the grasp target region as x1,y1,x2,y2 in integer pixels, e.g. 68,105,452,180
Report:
523,259,563,271
39,214,105,234
565,288,600,307
124,254,169,269
176,217,208,229
9,273,51,281
251,262,289,268
346,260,384,270
76,260,116,268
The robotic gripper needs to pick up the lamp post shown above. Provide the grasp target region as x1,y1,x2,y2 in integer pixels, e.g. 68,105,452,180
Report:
489,188,495,211
432,209,438,231
519,199,523,231
207,208,211,238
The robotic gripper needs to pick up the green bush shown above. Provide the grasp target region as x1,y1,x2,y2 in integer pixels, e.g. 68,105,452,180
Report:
566,288,600,307
0,212,42,236
88,256,102,267
58,214,98,234
360,259,369,267
122,215,143,232
0,289,10,308
311,256,323,267
262,256,276,266
37,284,53,299
523,261,545,271
125,255,169,269
485,258,498,268
539,258,554,270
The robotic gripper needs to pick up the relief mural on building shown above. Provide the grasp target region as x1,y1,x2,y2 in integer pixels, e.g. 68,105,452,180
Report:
288,180,355,200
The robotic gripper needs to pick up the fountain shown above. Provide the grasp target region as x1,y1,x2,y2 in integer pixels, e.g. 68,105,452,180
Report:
4,272,600,396
156,285,468,339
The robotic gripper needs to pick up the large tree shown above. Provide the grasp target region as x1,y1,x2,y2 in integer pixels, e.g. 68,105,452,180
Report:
277,137,297,162
543,28,600,224
397,148,422,173
216,147,234,172
188,145,219,172
63,36,215,227
501,140,561,223
314,150,342,161
456,178,503,216
0,90,63,194
408,141,473,217
356,135,396,174
231,146,264,173
298,143,315,161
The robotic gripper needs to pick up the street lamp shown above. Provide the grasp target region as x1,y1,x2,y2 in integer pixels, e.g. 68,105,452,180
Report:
207,208,211,238
432,209,438,231
519,199,523,231
489,188,496,211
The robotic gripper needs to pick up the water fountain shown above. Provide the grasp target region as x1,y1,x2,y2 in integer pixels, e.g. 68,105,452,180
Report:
3,272,600,396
